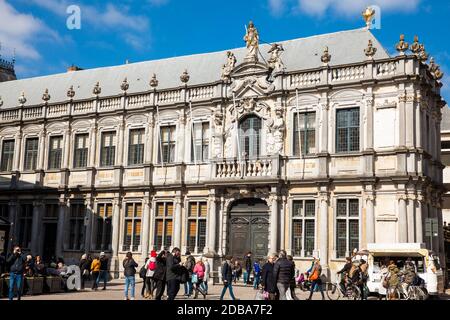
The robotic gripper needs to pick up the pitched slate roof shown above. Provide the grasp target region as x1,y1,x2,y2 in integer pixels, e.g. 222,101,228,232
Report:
0,28,389,108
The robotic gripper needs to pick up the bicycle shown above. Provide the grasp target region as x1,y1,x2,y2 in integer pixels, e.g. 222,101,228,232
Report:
325,276,361,300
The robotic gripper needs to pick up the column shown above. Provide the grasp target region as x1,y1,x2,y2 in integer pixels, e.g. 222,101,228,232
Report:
270,187,279,254
111,197,121,277
398,195,408,242
145,116,154,163
173,194,182,249
13,132,22,171
406,197,415,242
141,195,151,259
38,130,46,170
31,201,43,256
83,197,93,253
422,199,430,248
405,93,414,147
177,111,186,162
398,92,406,148
116,122,125,166
8,201,18,253
62,128,71,169
318,192,328,268
365,194,375,245
416,195,424,244
319,97,328,153
88,125,97,167
207,190,217,254
364,95,374,150
56,199,67,258
217,197,225,256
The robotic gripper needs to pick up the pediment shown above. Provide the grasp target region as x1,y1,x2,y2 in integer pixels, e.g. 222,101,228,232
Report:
229,75,275,99
231,61,269,78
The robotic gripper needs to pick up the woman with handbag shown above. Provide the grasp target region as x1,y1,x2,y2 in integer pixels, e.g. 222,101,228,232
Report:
192,260,207,299
306,258,325,300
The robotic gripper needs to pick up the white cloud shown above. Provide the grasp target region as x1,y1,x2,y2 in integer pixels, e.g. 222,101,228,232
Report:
269,0,421,17
0,0,61,60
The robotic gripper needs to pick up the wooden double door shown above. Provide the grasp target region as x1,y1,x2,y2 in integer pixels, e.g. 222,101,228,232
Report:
228,198,269,260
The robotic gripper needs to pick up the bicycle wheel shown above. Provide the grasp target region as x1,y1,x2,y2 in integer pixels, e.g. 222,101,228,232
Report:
326,283,340,300
351,286,361,300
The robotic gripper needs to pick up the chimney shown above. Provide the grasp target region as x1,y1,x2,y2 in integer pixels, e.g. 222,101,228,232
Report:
67,64,83,72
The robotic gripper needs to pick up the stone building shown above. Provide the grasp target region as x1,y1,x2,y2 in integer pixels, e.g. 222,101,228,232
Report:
0,23,446,279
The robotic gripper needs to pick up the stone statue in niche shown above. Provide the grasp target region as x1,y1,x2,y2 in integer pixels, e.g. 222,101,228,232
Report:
212,106,224,158
266,105,285,155
267,43,285,73
221,51,237,82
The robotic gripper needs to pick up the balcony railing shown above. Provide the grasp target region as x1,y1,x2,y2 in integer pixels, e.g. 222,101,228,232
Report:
212,156,281,180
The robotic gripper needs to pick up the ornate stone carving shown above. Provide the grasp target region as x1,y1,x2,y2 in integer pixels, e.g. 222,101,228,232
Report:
178,109,186,125
233,97,259,116
18,91,26,106
429,58,444,80
362,6,375,29
410,35,420,55
243,21,259,63
229,74,275,98
267,43,285,73
376,99,397,110
221,51,237,82
321,46,331,65
67,85,75,99
180,69,190,84
411,35,428,62
121,78,129,92
42,89,51,102
149,73,159,88
395,34,409,55
364,40,377,59
93,82,102,96
213,105,224,127
266,105,285,155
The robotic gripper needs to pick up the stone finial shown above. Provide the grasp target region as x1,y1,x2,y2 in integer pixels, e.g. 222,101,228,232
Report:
180,69,190,84
121,78,129,92
18,91,27,105
395,34,409,55
149,73,159,88
93,82,101,96
429,58,444,80
362,6,375,29
411,35,420,54
42,88,51,102
364,39,377,59
321,46,331,65
418,44,428,62
67,85,75,99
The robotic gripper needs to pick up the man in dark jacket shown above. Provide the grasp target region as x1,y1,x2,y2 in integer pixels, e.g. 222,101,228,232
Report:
153,250,167,300
123,252,138,300
337,257,352,292
166,247,182,300
273,250,294,300
261,254,278,300
7,246,26,300
184,251,195,297
97,252,109,290
243,252,253,285
220,255,236,300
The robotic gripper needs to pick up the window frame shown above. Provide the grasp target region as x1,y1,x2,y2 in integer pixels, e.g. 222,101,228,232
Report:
18,204,33,250
123,202,142,252
48,135,63,170
158,126,176,164
154,202,174,250
100,131,117,167
335,107,360,153
291,199,316,258
293,112,316,156
96,203,113,252
0,139,15,172
335,198,360,259
24,137,39,171
191,122,210,163
186,201,208,254
128,128,145,166
239,115,262,159
73,133,89,169
68,203,86,251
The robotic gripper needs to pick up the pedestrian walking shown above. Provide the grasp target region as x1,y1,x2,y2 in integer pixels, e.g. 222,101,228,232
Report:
220,255,237,300
153,250,167,300
140,257,149,298
232,260,242,284
123,252,138,300
261,254,278,300
387,260,401,300
192,260,206,299
307,258,325,300
201,257,210,294
96,252,109,290
90,256,101,290
7,246,26,300
166,247,183,300
287,255,299,300
243,252,253,285
273,250,294,300
253,259,261,290
183,251,195,297
79,254,90,290
144,250,157,299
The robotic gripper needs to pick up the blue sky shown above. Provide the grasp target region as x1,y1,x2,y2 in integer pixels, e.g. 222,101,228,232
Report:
1,0,449,100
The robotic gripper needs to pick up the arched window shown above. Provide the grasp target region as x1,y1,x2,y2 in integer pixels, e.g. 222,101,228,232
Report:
239,115,261,159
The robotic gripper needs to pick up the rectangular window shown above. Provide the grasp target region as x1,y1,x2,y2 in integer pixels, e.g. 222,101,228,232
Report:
1,140,14,172
187,202,207,253
191,122,209,162
96,203,113,251
128,129,145,165
123,203,142,252
24,138,39,171
44,204,59,219
335,199,360,258
0,203,9,221
18,204,33,249
48,136,63,169
74,134,89,168
100,132,116,167
292,200,315,257
154,202,173,250
69,204,86,251
293,112,316,156
336,108,360,153
159,126,176,164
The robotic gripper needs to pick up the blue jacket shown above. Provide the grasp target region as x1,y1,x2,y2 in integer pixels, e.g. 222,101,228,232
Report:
253,262,261,275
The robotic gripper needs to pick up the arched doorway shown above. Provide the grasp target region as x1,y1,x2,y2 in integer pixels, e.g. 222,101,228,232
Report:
228,198,269,260
239,115,262,159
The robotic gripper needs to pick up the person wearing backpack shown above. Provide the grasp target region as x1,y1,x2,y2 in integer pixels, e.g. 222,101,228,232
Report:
253,260,261,290
306,258,325,300
183,251,196,297
144,250,157,299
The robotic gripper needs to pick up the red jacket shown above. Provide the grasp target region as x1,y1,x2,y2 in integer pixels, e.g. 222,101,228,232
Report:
193,263,205,279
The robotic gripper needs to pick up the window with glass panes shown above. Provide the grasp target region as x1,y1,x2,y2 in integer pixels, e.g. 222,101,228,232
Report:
191,122,209,162
187,202,207,253
0,140,14,172
0,203,9,221
159,126,176,164
69,204,86,250
239,115,261,159
24,138,39,171
100,132,116,167
18,204,33,249
336,108,360,153
45,204,59,219
128,129,145,165
74,134,88,168
96,203,113,251
154,202,173,250
336,199,359,258
48,136,63,169
292,200,315,257
123,203,142,252
293,112,316,156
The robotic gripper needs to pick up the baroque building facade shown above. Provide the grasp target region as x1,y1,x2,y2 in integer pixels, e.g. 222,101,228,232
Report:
0,25,446,280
